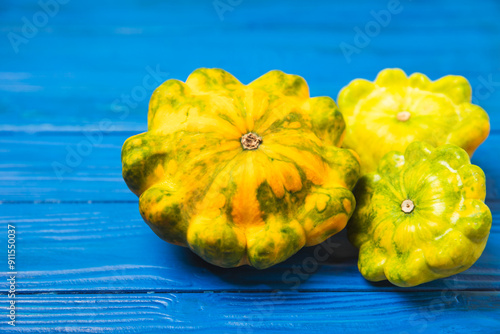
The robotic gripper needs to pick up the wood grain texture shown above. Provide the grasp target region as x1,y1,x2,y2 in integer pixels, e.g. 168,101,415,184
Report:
0,292,499,333
0,0,499,130
0,203,498,293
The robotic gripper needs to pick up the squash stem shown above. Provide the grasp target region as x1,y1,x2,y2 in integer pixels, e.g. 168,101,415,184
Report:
241,133,262,150
397,111,411,122
401,199,415,213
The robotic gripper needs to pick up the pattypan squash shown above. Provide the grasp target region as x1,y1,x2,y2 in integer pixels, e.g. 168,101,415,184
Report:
337,68,490,174
348,141,492,287
122,68,360,269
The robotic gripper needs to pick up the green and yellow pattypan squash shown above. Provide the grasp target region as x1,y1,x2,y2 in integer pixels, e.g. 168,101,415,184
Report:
337,68,490,174
122,68,360,269
348,141,492,287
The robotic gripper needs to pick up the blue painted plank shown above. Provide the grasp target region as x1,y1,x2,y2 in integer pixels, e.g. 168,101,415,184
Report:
1,133,498,201
0,291,498,333
0,0,499,129
0,203,498,293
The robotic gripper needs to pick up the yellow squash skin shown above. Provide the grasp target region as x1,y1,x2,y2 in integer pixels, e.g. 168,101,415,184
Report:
337,68,490,174
122,68,360,269
348,141,492,287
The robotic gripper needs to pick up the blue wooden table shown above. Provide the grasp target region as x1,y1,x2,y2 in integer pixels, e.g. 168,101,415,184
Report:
1,0,499,332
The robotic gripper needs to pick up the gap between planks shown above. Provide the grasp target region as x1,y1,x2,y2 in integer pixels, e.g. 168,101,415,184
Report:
2,288,500,296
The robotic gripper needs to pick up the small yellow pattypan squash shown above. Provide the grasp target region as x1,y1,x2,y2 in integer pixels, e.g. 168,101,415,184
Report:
337,68,490,174
122,68,360,269
348,141,492,287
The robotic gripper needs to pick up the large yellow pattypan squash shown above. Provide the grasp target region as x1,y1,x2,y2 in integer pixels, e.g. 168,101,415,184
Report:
122,68,360,269
337,68,490,174
348,141,492,287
